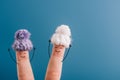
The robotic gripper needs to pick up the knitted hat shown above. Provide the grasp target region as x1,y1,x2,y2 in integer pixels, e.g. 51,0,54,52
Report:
51,25,72,48
12,29,33,51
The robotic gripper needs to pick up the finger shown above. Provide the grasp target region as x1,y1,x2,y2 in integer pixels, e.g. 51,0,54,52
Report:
45,25,71,80
45,45,65,80
16,51,34,80
12,29,34,80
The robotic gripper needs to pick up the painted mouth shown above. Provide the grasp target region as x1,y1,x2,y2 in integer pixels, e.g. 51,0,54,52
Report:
20,56,25,58
55,50,61,53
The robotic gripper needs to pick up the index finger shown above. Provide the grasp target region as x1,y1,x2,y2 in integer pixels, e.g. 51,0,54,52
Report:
45,25,72,80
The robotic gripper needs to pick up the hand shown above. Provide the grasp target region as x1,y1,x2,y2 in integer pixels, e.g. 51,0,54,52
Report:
13,24,71,80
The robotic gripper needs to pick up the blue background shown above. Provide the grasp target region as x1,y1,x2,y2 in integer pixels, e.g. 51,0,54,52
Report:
0,0,120,80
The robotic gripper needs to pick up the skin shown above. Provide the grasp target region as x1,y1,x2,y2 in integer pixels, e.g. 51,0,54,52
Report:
15,45,65,80
16,51,34,80
45,45,65,80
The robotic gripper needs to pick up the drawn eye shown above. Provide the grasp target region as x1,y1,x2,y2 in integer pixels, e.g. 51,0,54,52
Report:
55,46,58,48
60,46,63,49
59,45,64,49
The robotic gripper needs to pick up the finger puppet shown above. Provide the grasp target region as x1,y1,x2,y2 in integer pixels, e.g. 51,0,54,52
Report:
12,29,34,80
45,25,72,80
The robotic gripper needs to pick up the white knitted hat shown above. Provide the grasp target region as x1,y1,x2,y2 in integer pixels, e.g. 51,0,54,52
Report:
51,25,72,48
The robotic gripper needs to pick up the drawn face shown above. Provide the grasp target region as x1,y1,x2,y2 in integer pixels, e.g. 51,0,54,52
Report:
16,51,29,61
53,45,65,58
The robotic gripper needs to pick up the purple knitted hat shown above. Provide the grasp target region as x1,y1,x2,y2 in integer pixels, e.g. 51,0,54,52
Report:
12,29,33,51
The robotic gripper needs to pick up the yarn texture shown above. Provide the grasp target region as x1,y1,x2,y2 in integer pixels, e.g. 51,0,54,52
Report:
12,29,33,51
51,25,72,48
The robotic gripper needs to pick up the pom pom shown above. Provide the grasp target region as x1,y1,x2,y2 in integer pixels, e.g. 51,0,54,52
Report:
55,25,71,36
12,29,33,51
51,25,72,48
15,29,31,40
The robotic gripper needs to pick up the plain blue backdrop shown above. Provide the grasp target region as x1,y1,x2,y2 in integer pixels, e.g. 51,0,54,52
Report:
0,0,120,80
